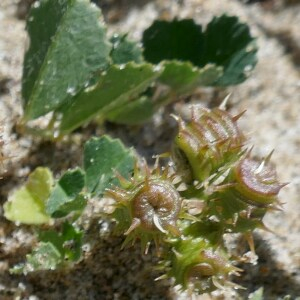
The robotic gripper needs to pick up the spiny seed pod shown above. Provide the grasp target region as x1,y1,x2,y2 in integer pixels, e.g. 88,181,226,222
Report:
173,106,246,183
105,160,182,253
230,155,286,207
161,237,240,294
201,153,286,247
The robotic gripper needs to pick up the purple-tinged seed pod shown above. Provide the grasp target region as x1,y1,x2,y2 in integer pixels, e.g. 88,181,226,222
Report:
131,181,181,233
105,160,182,253
232,156,286,207
203,152,286,248
173,106,246,183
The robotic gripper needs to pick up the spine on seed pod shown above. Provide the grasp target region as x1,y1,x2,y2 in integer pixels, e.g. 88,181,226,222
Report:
105,159,183,253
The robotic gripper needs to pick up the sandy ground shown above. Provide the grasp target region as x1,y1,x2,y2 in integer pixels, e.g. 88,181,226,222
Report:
0,0,300,299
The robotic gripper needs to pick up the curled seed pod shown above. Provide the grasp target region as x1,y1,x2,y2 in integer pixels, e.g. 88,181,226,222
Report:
132,181,181,232
230,156,286,207
173,106,246,183
203,154,286,243
163,237,240,294
105,160,182,253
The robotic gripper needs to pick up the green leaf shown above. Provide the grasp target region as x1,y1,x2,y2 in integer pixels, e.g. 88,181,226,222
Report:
39,222,83,262
110,34,143,64
4,167,53,224
38,230,65,256
23,0,111,120
11,223,83,274
26,242,62,270
11,242,62,274
143,18,204,65
142,15,257,86
203,15,257,85
84,135,134,196
46,168,86,218
106,95,155,124
60,222,83,261
59,62,160,133
158,61,223,94
53,195,86,218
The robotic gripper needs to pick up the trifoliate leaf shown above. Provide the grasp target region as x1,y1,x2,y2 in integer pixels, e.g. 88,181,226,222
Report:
142,15,257,86
46,168,86,218
23,0,111,120
4,167,53,224
110,34,143,64
59,62,160,133
84,136,135,196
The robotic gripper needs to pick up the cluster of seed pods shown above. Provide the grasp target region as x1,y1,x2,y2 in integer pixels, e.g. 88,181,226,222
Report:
173,106,285,245
105,104,285,294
